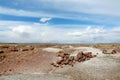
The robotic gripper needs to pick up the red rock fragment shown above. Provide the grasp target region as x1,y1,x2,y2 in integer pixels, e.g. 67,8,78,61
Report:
51,51,96,68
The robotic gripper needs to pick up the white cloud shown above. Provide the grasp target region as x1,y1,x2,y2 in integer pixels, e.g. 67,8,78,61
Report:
1,0,120,25
1,0,120,43
12,25,34,33
0,7,55,18
0,20,120,43
43,0,120,17
19,0,120,16
11,25,36,38
40,17,52,23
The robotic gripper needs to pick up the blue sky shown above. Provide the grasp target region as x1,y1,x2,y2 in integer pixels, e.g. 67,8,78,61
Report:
0,0,120,43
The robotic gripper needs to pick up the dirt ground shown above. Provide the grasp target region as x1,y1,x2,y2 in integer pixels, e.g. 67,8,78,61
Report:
0,43,120,80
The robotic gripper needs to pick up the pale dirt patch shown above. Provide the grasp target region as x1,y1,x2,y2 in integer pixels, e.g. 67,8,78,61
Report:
43,47,62,53
51,47,120,80
0,74,70,80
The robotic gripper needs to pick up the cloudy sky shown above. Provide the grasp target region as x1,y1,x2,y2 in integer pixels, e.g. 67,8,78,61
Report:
0,0,120,43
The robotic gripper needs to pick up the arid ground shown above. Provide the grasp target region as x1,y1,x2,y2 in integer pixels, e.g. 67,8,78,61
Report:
0,43,120,80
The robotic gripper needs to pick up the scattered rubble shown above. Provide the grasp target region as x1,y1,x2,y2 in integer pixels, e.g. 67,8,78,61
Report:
51,51,97,68
0,46,9,49
102,49,117,54
0,46,34,53
21,48,29,51
10,47,19,52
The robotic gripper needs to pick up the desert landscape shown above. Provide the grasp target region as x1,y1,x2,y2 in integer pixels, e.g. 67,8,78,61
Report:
1,0,120,80
0,43,120,80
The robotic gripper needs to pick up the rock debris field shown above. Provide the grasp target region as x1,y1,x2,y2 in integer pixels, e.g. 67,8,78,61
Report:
0,45,120,80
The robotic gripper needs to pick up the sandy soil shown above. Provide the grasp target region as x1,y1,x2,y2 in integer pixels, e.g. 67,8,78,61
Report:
0,74,70,80
0,45,120,80
51,47,120,80
43,47,62,53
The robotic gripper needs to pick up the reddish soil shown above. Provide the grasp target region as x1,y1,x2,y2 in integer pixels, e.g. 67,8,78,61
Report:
0,48,57,74
0,44,120,80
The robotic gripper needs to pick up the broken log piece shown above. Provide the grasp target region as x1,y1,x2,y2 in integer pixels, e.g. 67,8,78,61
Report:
0,46,9,49
0,50,4,54
84,52,93,58
74,51,84,61
111,49,117,54
57,52,65,58
50,63,59,67
102,49,107,54
10,47,18,52
30,47,34,50
63,59,69,65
